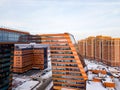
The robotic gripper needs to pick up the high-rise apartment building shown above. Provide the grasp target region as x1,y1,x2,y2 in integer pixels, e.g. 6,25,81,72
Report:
78,35,120,67
101,36,111,64
86,36,95,60
39,33,87,90
95,36,103,62
78,39,86,58
110,38,120,66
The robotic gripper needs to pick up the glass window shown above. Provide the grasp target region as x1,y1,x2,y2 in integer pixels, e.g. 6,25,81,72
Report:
0,30,3,41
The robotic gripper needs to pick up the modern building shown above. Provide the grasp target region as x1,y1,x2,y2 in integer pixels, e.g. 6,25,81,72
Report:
0,28,30,90
13,44,48,73
0,43,14,90
0,28,29,42
39,33,87,90
18,35,41,43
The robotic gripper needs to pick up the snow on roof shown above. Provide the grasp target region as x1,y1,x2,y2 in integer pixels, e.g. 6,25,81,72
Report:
109,67,120,73
85,60,108,71
88,71,95,80
87,82,107,90
45,81,53,90
114,78,120,90
16,81,39,90
41,71,52,79
14,77,31,83
61,88,78,90
102,76,114,83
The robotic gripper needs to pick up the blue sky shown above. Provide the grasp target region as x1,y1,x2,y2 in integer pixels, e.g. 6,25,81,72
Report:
0,0,120,40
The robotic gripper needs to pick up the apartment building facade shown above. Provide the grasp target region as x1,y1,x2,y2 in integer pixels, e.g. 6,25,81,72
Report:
78,39,86,58
0,43,14,90
0,28,30,90
86,37,95,60
94,36,103,62
110,38,120,66
78,35,120,67
13,48,33,73
33,48,48,69
13,44,48,73
101,36,111,64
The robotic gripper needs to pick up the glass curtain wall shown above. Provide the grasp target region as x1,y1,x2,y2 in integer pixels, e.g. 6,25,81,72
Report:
0,30,25,42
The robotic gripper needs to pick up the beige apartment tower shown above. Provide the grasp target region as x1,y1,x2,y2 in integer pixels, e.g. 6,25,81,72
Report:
101,36,111,64
110,38,120,66
78,39,86,58
94,36,103,62
86,36,95,60
78,35,120,67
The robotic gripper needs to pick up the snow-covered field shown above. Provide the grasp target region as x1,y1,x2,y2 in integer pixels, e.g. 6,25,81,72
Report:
15,81,39,90
87,82,107,90
12,69,52,90
12,73,40,90
12,59,120,90
85,59,120,90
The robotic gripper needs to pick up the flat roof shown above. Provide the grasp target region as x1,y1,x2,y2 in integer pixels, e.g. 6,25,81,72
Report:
0,28,29,34
0,42,29,44
16,81,39,90
15,43,49,49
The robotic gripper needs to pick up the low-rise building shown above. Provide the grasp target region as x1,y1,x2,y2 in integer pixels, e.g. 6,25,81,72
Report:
13,44,49,73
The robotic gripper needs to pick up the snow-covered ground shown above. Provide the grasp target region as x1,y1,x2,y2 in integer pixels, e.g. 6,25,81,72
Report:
12,59,120,90
41,71,52,79
12,75,32,90
87,82,107,90
45,81,53,90
12,69,52,90
85,59,120,90
114,78,120,90
15,81,39,90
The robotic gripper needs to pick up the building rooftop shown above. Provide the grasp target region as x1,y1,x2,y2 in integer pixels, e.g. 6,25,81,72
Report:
0,27,29,34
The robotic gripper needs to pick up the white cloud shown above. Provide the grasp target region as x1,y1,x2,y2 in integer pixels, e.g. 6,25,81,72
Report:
0,21,29,31
0,0,120,41
0,0,9,6
112,9,120,15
